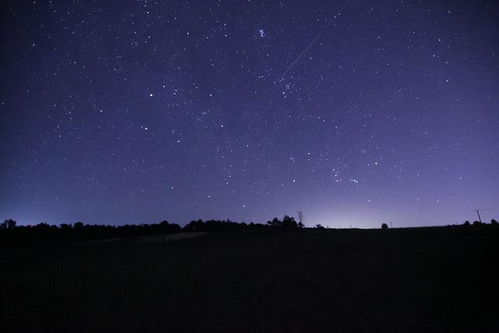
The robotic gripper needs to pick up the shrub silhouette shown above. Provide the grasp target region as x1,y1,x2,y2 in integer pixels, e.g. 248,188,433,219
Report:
381,223,389,230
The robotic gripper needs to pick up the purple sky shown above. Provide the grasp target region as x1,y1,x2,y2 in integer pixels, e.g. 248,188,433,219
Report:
1,1,498,227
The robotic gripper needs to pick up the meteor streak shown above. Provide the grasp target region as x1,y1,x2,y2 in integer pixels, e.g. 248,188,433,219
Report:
279,20,332,80
255,19,333,105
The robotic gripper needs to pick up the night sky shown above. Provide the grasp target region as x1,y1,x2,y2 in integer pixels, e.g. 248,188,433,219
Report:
1,1,498,228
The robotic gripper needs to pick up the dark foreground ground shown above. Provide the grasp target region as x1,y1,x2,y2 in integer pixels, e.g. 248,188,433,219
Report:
1,227,498,332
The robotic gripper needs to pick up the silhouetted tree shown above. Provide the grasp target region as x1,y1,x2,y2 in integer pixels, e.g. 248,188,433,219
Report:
157,220,181,240
315,224,325,229
464,220,471,226
2,219,17,229
183,219,205,232
473,220,481,226
381,223,389,230
60,223,71,230
491,219,498,226
281,215,298,229
267,217,282,227
34,223,50,231
74,221,84,230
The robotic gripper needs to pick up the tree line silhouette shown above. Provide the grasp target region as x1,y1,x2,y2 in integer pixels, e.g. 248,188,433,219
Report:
1,217,497,245
0,215,305,245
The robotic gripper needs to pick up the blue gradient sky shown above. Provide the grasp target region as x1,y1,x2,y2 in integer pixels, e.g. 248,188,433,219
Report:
1,1,498,227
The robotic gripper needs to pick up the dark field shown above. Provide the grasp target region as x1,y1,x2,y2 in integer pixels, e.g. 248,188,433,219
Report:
2,227,498,332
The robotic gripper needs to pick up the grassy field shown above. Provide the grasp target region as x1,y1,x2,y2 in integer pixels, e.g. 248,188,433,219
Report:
1,227,498,332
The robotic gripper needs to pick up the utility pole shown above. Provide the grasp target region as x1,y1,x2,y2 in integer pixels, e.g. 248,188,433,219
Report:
475,209,482,223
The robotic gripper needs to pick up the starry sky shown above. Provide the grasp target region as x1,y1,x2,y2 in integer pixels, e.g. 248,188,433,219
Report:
1,0,499,228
